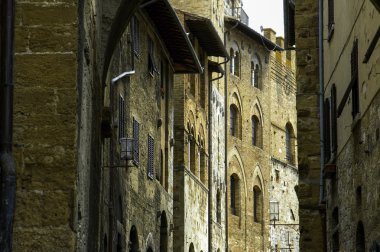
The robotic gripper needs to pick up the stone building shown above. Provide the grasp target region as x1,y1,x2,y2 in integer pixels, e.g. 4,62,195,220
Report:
1,0,299,251
224,3,299,251
3,0,201,250
286,0,380,250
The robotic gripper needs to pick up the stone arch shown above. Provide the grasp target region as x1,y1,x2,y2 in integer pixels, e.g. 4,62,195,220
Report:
252,165,265,196
251,98,264,124
227,147,248,201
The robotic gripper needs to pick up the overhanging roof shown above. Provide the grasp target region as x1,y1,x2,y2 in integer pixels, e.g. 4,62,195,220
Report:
142,0,202,73
225,17,284,51
185,14,229,58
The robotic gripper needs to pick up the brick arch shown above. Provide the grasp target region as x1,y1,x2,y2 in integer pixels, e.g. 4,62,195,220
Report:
229,89,243,112
251,98,264,123
252,165,264,194
227,147,247,198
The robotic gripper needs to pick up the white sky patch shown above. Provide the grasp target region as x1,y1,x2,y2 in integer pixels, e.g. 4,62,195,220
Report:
242,0,284,37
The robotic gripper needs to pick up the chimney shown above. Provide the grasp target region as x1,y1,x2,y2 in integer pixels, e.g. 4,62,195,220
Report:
263,28,276,43
276,36,285,64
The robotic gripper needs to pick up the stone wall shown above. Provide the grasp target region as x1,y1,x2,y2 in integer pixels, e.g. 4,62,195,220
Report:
323,0,380,250
294,0,326,250
12,0,78,250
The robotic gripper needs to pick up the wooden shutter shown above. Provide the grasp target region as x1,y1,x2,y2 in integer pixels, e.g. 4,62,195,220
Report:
147,135,154,179
351,40,359,118
133,118,139,165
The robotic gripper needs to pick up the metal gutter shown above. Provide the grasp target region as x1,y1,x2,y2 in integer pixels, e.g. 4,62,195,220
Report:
0,0,16,250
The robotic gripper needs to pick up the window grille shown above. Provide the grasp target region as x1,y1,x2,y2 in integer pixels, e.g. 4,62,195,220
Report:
133,118,140,165
147,135,154,179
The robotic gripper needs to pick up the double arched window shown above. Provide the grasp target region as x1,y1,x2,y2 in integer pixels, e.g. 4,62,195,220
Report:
251,55,262,88
230,43,240,76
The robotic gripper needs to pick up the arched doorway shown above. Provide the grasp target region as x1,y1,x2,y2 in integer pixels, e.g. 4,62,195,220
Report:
160,211,168,252
356,221,365,252
129,226,139,252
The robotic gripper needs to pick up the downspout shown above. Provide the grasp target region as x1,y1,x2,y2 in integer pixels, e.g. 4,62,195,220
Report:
208,66,225,252
224,21,238,252
108,41,135,252
318,0,325,207
318,0,327,250
0,0,16,251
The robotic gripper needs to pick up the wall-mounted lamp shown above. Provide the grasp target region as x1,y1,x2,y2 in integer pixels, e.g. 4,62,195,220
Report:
120,138,134,161
270,201,280,228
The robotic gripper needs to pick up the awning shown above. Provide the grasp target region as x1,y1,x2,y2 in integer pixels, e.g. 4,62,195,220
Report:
225,17,284,52
185,14,229,58
142,0,203,73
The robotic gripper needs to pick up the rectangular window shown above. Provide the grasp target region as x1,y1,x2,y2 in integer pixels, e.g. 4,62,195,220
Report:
118,95,125,139
133,118,140,165
132,16,140,56
147,135,154,179
351,40,359,118
148,36,157,76
328,0,335,37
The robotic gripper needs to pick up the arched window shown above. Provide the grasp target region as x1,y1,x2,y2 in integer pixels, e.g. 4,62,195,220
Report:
230,48,235,74
253,185,262,223
200,148,207,184
230,47,240,76
285,123,295,165
189,243,195,252
230,174,240,216
356,221,365,252
129,226,139,252
189,130,196,175
216,189,221,223
252,115,262,148
234,51,240,76
230,104,241,138
160,212,168,252
230,105,238,137
251,55,261,88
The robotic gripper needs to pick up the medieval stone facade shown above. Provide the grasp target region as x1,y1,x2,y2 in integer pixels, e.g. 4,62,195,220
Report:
290,0,380,250
2,0,299,251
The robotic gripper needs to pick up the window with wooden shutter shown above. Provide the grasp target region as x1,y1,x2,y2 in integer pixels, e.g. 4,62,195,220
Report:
351,40,359,118
331,85,338,155
328,0,335,39
324,98,331,163
118,95,125,139
133,118,139,165
147,135,154,179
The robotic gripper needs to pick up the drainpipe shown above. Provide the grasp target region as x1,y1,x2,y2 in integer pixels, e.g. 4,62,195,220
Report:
0,0,16,251
318,0,325,207
224,21,238,252
208,65,225,252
